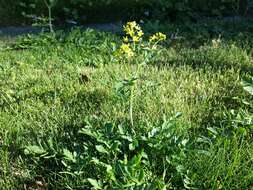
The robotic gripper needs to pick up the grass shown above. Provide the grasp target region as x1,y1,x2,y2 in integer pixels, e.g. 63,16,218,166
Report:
0,19,253,189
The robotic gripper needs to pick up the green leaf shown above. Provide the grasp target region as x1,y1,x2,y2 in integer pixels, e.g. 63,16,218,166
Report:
95,145,109,154
24,145,46,155
207,127,218,135
129,143,135,151
111,141,121,152
238,127,248,136
129,151,143,167
87,178,102,189
118,125,125,135
129,139,139,150
175,112,182,118
62,149,76,163
138,169,145,182
105,122,113,135
244,86,253,95
105,164,116,181
79,128,98,139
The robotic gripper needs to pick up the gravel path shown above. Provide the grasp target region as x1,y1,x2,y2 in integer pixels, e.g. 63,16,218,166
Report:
0,22,123,36
0,17,249,36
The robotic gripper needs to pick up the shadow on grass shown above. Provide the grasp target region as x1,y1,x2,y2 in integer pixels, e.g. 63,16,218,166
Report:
0,88,113,188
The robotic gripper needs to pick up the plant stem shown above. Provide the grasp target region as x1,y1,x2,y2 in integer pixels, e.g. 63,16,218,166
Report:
129,84,134,127
48,6,54,33
43,0,54,33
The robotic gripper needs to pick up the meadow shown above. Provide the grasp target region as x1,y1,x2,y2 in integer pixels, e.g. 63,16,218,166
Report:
1,19,253,189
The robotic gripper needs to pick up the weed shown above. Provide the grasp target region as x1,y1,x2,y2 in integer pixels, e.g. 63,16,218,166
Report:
0,19,253,189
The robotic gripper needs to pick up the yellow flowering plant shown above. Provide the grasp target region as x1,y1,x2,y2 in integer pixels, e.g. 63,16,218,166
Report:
119,43,134,57
149,32,167,43
114,21,167,127
117,21,166,62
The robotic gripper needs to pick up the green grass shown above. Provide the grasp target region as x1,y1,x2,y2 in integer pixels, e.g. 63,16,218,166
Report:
0,20,253,189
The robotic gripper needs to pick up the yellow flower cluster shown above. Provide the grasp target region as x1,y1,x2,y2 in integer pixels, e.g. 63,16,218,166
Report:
118,21,166,59
123,21,144,43
119,21,144,57
149,32,167,43
119,43,134,57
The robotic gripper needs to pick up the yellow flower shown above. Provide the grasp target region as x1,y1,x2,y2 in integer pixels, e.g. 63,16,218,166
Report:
120,43,134,57
149,32,167,43
123,21,144,43
129,21,137,28
123,36,129,43
120,43,130,51
123,24,134,37
137,31,144,38
135,25,141,31
149,35,156,42
132,36,140,42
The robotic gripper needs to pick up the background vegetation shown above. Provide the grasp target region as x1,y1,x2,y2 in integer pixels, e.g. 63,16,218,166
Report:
0,0,251,25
